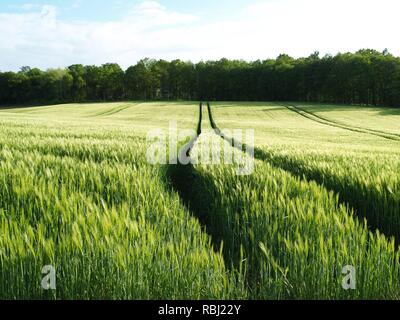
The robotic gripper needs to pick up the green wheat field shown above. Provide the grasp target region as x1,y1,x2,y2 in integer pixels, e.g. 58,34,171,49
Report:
0,101,399,299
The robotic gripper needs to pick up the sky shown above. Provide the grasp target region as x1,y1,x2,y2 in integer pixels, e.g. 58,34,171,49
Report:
0,0,399,71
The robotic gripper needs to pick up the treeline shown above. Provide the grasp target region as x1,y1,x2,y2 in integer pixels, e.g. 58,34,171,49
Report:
1,49,400,107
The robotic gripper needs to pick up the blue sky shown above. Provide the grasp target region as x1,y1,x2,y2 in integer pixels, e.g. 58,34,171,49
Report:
0,0,399,71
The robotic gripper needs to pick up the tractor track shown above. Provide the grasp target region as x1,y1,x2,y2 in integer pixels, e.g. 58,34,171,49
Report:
165,102,229,254
285,104,400,141
206,102,254,156
206,102,399,241
93,103,138,117
291,104,400,139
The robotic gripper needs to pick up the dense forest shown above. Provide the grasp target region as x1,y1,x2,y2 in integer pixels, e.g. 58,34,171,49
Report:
1,49,400,107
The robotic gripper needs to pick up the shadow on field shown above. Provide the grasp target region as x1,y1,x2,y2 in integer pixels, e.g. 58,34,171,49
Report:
165,163,229,255
377,108,400,116
252,148,398,239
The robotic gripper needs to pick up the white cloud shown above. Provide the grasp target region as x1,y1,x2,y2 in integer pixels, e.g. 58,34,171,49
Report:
0,0,399,71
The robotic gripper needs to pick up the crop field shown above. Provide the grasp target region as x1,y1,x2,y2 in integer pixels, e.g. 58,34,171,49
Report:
0,101,400,299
